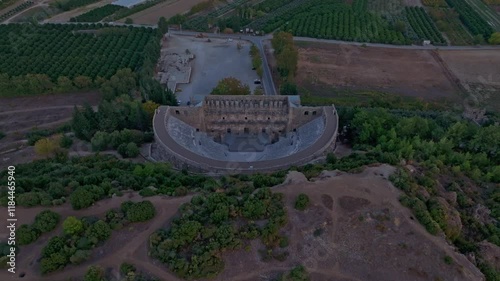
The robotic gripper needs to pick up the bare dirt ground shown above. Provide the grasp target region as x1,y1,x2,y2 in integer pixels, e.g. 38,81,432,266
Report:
295,42,461,102
0,165,486,281
44,0,114,23
0,92,101,168
403,0,423,7
121,0,207,24
438,50,500,111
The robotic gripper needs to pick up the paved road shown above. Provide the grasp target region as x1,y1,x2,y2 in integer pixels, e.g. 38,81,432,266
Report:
169,30,278,96
153,106,338,173
292,36,500,50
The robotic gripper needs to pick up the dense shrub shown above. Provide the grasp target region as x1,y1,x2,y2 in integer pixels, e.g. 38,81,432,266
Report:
150,188,287,279
122,201,156,222
33,210,61,233
294,194,310,211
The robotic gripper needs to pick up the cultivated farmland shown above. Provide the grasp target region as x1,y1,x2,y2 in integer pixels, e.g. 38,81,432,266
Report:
446,0,495,37
294,42,459,101
121,0,212,25
0,1,33,22
0,23,158,96
428,8,474,45
286,4,406,44
405,6,446,44
422,0,447,6
70,4,123,22
439,49,500,111
463,0,500,30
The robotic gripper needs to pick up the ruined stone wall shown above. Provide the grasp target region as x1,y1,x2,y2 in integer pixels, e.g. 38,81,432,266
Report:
202,95,290,136
289,107,325,130
170,107,205,131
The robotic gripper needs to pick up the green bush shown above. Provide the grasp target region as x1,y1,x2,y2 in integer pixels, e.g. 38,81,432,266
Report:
123,201,156,222
63,216,84,236
444,255,453,265
17,224,40,245
59,135,73,148
279,236,289,248
83,265,106,281
294,194,310,211
33,210,60,233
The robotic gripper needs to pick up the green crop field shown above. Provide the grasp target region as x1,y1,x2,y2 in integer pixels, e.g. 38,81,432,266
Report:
463,0,500,31
0,23,157,80
446,0,495,38
285,2,407,44
70,4,124,22
405,7,446,45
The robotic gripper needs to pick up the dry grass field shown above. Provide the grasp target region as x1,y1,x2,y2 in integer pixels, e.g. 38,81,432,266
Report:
119,0,207,24
438,50,500,111
295,42,460,102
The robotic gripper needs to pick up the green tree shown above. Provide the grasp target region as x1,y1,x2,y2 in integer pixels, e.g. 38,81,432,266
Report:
69,249,91,264
84,265,106,281
271,31,294,55
394,20,406,33
294,194,310,211
280,81,298,95
34,138,58,158
489,32,500,44
17,225,40,245
55,76,75,93
88,220,111,241
125,18,134,24
33,210,60,233
91,131,111,151
158,16,169,35
72,104,98,141
73,76,92,89
40,252,68,274
211,77,250,95
286,265,309,281
126,142,140,158
124,201,156,222
277,46,298,78
70,187,96,210
63,216,84,236
100,68,136,100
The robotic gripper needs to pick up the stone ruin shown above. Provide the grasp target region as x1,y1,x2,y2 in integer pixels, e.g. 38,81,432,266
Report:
152,95,339,174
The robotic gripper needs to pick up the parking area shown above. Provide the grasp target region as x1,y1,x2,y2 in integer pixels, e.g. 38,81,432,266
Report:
162,34,260,105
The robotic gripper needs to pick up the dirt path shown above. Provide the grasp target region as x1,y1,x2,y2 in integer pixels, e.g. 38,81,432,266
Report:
3,2,48,23
0,105,79,115
0,192,192,280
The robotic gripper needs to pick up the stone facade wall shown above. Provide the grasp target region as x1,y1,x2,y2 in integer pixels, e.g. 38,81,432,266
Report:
170,107,205,130
202,95,290,136
289,107,325,129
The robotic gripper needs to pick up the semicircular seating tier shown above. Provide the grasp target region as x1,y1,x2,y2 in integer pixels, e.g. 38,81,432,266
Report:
152,95,339,174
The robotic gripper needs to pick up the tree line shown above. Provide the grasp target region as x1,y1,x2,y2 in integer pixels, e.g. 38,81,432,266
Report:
271,32,299,95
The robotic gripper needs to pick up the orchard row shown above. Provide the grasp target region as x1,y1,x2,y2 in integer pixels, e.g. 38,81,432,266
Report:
0,24,157,80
